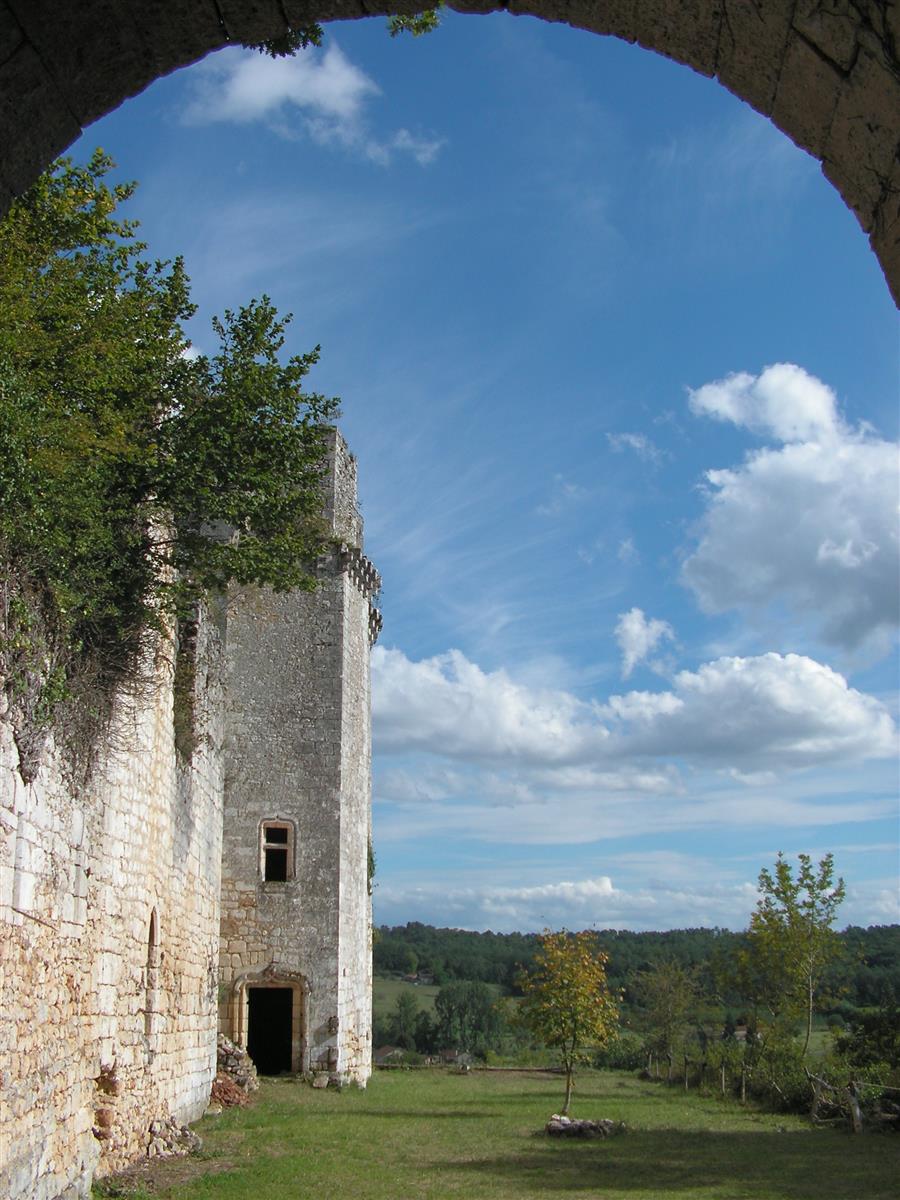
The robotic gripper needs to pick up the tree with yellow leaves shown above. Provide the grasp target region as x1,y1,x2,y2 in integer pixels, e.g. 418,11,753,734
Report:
516,930,619,1115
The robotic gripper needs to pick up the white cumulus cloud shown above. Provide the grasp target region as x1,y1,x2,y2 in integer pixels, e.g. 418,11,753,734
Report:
688,362,840,443
372,647,606,765
615,607,675,678
183,43,377,125
181,44,443,165
372,645,895,772
683,364,899,652
602,653,896,767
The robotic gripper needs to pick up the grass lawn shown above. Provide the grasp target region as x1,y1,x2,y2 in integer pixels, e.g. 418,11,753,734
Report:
95,1069,899,1200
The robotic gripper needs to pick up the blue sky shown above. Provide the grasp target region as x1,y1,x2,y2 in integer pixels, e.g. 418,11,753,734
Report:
75,11,898,933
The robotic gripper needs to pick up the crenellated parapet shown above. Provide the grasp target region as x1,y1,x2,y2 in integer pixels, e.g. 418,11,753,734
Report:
339,545,382,646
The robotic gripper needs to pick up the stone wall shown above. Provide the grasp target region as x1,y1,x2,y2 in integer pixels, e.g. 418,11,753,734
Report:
0,429,378,1198
218,431,376,1082
0,611,224,1200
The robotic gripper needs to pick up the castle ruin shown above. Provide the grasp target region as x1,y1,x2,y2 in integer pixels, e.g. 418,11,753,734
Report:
0,430,379,1200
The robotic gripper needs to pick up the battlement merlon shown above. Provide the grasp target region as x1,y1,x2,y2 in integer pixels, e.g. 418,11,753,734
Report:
322,429,364,547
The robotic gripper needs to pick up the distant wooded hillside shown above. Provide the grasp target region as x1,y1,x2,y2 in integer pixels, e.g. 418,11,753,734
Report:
374,922,900,1011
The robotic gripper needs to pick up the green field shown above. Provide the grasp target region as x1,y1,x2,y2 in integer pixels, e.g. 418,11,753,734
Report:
373,976,442,1017
373,976,506,1022
95,1069,899,1200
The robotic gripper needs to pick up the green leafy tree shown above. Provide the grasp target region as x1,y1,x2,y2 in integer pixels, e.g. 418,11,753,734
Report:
516,930,619,1114
247,7,442,57
434,980,502,1056
0,151,337,774
413,1009,437,1054
633,960,698,1081
390,991,420,1050
833,990,900,1069
738,852,846,1055
388,7,443,37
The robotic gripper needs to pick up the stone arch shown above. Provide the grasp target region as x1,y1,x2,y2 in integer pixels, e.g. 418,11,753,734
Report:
0,2,897,302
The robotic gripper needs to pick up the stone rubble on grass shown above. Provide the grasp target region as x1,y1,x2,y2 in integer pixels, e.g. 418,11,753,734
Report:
546,1114,626,1138
217,1033,259,1093
146,1117,203,1159
209,1071,251,1109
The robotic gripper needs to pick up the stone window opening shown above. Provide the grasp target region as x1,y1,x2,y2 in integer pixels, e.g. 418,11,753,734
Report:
260,821,294,882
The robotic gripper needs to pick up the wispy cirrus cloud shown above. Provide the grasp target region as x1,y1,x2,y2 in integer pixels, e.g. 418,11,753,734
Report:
536,474,589,517
617,537,640,565
606,431,665,466
644,107,814,261
181,43,444,165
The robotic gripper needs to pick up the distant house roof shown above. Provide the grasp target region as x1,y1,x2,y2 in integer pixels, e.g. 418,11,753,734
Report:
374,1046,405,1064
439,1048,473,1064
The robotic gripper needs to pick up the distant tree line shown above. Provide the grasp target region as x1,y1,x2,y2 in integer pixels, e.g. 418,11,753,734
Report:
374,920,900,1015
374,922,537,987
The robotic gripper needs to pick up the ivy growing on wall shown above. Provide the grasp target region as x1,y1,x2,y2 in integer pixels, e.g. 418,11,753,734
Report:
0,151,339,779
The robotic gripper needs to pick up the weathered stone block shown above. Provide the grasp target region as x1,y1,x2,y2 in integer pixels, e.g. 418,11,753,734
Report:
0,42,81,196
217,0,285,44
141,14,224,82
793,0,860,72
6,0,158,126
822,47,899,227
773,30,843,157
564,0,722,78
869,154,900,307
715,0,793,116
0,3,23,64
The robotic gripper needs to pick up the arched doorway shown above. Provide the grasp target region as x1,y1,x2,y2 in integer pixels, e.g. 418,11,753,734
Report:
228,971,311,1075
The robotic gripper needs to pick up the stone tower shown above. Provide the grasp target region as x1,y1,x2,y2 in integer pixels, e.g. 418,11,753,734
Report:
217,431,381,1082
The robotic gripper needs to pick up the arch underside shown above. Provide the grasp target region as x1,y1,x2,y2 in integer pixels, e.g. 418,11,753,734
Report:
0,1,897,303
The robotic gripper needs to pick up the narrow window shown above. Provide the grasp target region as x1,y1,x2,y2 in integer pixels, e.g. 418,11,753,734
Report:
145,909,159,1043
261,822,293,882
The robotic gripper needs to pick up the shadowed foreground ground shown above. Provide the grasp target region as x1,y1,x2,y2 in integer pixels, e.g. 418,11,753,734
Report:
95,1069,900,1200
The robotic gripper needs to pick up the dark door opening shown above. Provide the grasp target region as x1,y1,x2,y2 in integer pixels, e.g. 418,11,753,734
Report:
247,987,294,1074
